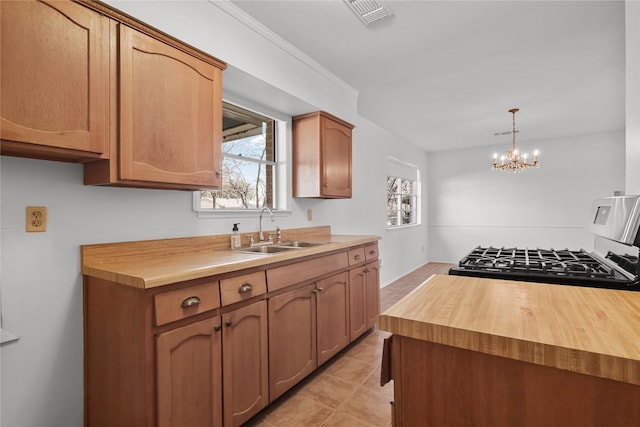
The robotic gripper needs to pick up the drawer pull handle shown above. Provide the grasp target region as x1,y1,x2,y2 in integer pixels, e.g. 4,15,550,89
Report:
238,283,253,293
354,254,361,260
181,296,201,308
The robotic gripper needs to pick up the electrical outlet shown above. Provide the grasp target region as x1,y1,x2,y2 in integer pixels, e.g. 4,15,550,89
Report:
26,206,47,232
307,209,313,221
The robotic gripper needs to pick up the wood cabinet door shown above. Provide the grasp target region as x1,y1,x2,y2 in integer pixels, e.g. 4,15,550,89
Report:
156,317,222,427
349,267,367,342
364,261,380,330
0,0,109,157
268,284,317,401
320,116,352,198
316,272,350,366
119,25,222,188
222,301,269,427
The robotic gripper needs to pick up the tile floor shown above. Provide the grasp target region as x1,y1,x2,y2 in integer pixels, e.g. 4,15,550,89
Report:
245,262,453,427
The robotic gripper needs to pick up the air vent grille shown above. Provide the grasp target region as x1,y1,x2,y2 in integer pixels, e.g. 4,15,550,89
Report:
344,0,394,25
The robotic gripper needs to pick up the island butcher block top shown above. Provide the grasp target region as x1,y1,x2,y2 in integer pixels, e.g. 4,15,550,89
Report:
378,274,640,385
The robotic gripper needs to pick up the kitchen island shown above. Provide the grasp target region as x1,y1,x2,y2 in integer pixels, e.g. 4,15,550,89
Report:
378,274,640,426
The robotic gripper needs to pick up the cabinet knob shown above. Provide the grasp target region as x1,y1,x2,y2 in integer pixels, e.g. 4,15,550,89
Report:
214,325,222,332
181,296,201,308
216,170,222,176
369,250,376,256
225,320,232,328
364,268,370,273
323,183,328,188
354,254,360,260
238,283,253,294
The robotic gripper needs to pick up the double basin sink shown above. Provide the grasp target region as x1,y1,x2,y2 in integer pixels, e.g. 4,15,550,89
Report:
235,241,327,255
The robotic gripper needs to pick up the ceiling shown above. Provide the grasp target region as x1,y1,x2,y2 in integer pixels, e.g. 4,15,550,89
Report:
228,0,625,153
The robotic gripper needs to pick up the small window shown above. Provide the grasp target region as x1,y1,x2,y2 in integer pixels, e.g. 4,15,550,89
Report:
386,158,421,228
198,102,284,211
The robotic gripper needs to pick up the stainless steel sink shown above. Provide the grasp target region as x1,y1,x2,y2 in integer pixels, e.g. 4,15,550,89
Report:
235,245,298,254
234,241,328,255
277,241,328,248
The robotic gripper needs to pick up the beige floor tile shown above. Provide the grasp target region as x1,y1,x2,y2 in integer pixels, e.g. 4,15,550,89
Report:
362,367,394,398
261,394,334,427
321,411,373,427
337,385,392,427
296,372,357,409
321,353,376,384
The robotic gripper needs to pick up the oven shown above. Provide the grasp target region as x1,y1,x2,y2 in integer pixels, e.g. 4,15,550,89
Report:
449,195,640,291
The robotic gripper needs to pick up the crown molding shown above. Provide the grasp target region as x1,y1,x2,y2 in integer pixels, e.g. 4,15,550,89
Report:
209,0,359,99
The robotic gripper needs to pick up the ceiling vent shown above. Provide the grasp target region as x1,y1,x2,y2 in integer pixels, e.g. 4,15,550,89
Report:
343,0,394,26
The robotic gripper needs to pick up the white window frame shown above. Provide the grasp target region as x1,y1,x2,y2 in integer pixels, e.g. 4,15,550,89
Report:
386,157,421,229
193,99,291,219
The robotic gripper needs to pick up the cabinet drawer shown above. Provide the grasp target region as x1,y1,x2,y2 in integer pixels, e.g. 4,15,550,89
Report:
154,281,220,326
348,248,366,266
220,271,267,306
365,244,379,262
267,252,349,292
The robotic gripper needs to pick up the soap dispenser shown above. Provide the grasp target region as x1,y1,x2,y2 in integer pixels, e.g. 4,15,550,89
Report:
231,223,241,249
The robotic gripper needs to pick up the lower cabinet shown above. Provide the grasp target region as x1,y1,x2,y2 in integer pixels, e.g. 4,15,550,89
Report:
268,271,351,401
84,243,380,426
222,300,269,427
316,272,350,366
349,260,380,341
156,317,223,427
364,260,380,330
268,284,317,401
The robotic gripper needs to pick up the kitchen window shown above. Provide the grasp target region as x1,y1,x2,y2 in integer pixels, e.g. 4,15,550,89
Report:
387,157,421,228
195,102,287,212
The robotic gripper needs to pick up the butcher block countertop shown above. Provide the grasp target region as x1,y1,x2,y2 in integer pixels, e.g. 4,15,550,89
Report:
378,274,640,385
81,226,379,289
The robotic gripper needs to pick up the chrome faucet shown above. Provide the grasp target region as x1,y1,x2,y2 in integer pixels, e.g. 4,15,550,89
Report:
259,207,275,242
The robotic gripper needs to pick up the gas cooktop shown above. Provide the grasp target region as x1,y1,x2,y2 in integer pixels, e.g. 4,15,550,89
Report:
449,246,639,291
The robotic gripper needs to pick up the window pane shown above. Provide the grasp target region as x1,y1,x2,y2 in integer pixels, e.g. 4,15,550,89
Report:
199,103,278,210
213,159,273,209
387,173,420,228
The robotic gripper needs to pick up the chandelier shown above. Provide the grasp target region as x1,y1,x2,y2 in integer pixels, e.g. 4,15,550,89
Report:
492,108,539,173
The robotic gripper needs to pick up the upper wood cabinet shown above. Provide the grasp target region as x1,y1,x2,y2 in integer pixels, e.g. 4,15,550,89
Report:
0,0,110,161
292,111,354,198
1,0,226,190
84,22,224,190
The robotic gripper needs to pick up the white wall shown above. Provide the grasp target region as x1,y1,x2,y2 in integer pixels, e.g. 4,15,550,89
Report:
627,0,640,194
0,3,427,426
428,131,626,263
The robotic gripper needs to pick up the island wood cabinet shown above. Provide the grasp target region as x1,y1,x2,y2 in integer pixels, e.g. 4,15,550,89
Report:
0,0,110,161
292,111,354,198
84,22,224,190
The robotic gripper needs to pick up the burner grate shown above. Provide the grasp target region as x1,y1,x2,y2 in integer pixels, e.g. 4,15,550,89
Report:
458,247,616,279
